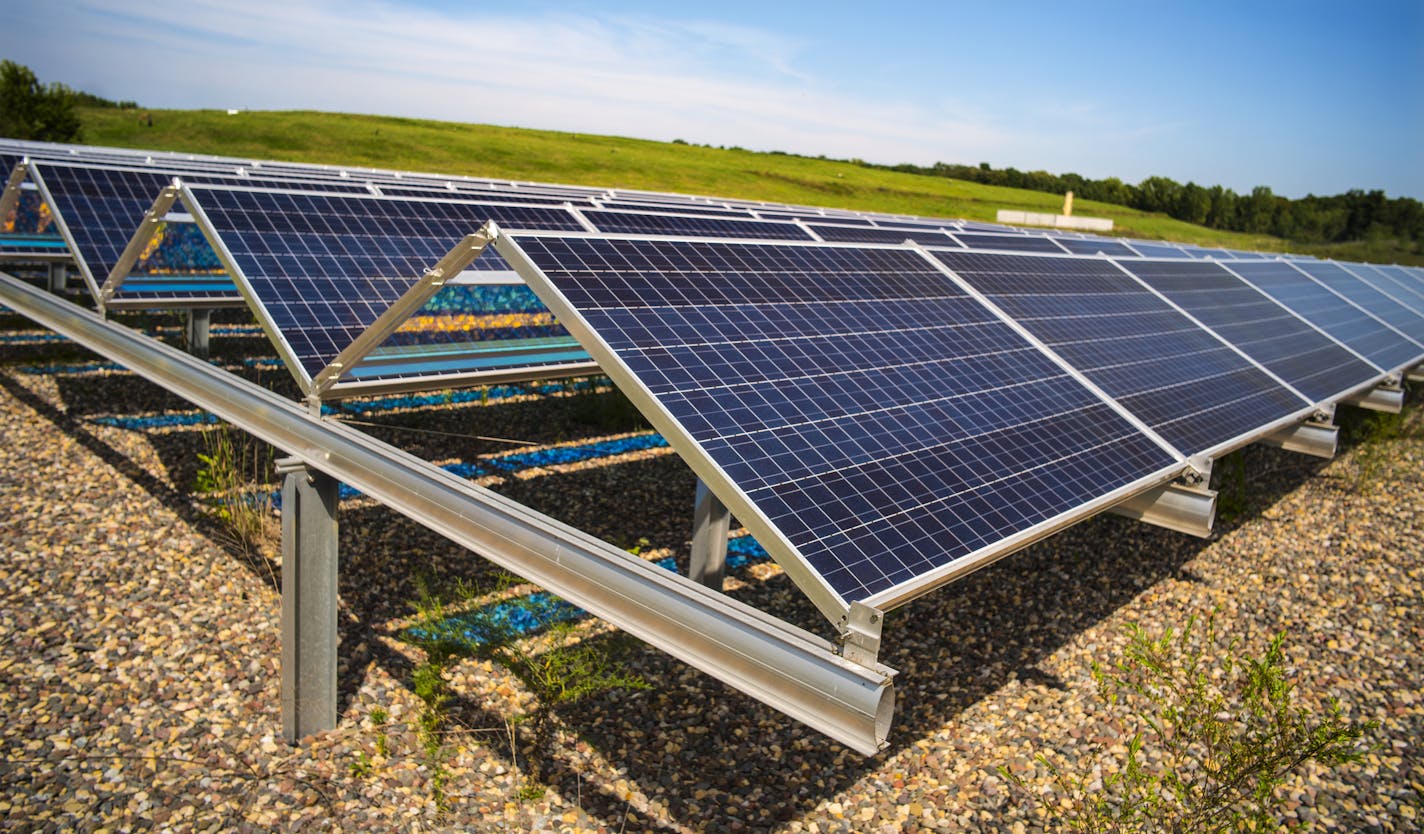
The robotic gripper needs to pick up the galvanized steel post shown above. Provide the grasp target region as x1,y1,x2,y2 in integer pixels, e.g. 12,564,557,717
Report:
277,456,339,742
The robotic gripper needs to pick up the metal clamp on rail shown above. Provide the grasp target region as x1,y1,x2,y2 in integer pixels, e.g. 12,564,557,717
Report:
1108,458,1216,538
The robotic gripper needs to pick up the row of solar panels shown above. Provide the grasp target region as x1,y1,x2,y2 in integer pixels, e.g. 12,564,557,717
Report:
2,137,1297,289
2,138,1422,624
0,139,1357,403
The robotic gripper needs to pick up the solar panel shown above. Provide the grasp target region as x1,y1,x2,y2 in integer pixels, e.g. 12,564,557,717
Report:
1344,262,1424,317
495,233,1181,609
594,201,751,218
951,233,1068,254
808,224,960,246
582,210,814,240
183,185,587,388
377,186,593,206
29,163,187,299
1052,238,1138,258
1127,242,1191,259
933,251,1311,455
1117,260,1382,402
29,161,380,305
1290,261,1424,344
1224,260,1423,372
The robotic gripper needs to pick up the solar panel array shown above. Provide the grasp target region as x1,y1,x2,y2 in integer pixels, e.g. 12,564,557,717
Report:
3,137,1420,617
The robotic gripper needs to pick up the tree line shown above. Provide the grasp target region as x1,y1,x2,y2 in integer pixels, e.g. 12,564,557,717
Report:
878,160,1423,251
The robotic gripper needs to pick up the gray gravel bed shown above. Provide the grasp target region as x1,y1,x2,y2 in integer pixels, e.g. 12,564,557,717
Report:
0,328,1420,833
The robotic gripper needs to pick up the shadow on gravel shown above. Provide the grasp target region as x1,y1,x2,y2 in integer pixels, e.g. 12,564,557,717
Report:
3,356,1353,831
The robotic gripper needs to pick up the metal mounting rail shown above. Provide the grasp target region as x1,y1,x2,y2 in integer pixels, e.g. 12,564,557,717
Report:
0,269,895,756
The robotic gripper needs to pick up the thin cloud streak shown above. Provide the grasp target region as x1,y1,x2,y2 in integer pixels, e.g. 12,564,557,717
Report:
22,0,1185,183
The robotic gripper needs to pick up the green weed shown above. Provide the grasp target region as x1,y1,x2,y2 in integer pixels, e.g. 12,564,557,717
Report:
1005,612,1374,832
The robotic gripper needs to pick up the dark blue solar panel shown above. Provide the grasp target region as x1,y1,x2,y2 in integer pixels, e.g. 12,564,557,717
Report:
1345,263,1424,318
31,162,379,303
1053,238,1138,258
378,186,595,207
1225,260,1421,372
186,186,585,381
952,233,1068,254
1119,260,1380,402
958,221,1021,234
1127,242,1191,259
584,210,814,240
595,201,751,218
1291,262,1424,347
506,235,1178,603
934,251,1309,455
809,224,959,246
30,163,200,299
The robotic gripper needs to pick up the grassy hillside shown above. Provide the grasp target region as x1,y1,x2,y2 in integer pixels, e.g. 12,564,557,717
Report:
77,107,1296,252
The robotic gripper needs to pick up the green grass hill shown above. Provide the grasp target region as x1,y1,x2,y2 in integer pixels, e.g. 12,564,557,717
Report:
72,107,1347,258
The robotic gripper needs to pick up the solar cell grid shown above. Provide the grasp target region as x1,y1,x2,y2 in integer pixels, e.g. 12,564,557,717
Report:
186,186,585,382
593,201,751,218
808,224,960,246
1346,263,1424,317
582,210,814,240
951,233,1068,254
1052,238,1138,258
1291,261,1424,345
1225,260,1422,372
30,163,188,298
501,234,1180,605
374,186,593,206
1126,242,1190,259
933,251,1310,455
1118,260,1381,402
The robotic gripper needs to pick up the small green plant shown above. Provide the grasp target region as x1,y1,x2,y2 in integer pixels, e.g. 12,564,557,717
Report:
1005,612,1374,832
406,571,649,797
195,425,278,561
369,706,390,757
348,750,373,779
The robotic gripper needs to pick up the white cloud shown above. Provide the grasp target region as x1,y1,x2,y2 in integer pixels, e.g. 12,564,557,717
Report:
11,0,1172,177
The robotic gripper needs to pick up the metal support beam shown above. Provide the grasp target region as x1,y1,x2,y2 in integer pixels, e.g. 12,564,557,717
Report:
1407,365,1424,385
185,308,211,360
277,456,339,742
689,479,731,589
0,269,894,755
1343,384,1404,414
46,262,66,294
1257,419,1338,459
1108,480,1217,538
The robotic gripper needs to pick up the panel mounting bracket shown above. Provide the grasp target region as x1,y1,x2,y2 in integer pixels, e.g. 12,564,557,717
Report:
840,601,884,669
1407,364,1424,385
1343,381,1404,414
1108,457,1217,539
1257,410,1338,459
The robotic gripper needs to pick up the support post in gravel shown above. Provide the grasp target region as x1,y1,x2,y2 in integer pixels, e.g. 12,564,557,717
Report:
277,456,339,742
46,262,66,294
185,309,211,360
689,479,730,590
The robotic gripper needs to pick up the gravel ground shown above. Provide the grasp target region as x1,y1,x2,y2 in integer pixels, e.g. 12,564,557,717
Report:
0,311,1420,832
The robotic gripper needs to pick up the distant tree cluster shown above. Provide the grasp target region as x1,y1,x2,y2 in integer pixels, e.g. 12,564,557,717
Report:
879,160,1423,252
0,60,84,142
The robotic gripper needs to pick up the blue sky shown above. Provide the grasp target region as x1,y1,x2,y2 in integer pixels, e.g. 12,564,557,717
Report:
4,0,1421,199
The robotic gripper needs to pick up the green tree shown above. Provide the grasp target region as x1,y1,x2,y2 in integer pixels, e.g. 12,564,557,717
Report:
0,60,83,142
